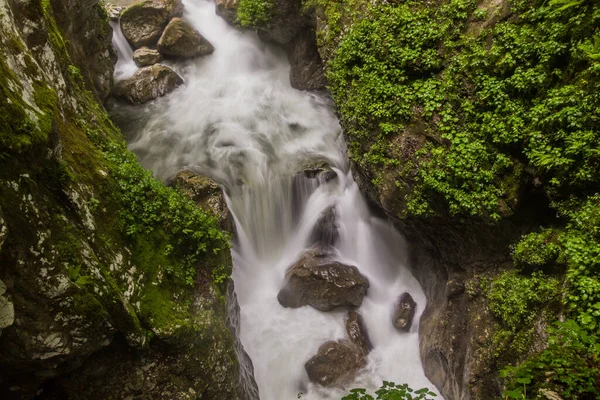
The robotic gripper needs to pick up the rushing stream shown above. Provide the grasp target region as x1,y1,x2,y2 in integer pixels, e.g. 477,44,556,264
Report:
110,0,439,398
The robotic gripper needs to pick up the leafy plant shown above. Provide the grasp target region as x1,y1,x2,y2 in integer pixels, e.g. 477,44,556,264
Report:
342,381,437,400
237,0,273,28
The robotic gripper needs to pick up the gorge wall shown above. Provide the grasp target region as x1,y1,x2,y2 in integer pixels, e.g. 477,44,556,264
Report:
0,0,253,398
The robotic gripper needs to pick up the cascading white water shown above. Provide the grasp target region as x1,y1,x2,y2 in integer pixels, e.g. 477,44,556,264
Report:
111,0,441,398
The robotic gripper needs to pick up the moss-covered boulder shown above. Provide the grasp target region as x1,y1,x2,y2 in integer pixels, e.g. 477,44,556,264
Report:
157,17,215,59
120,0,184,48
114,64,183,104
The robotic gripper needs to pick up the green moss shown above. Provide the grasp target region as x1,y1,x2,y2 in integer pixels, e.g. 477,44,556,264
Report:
237,0,273,28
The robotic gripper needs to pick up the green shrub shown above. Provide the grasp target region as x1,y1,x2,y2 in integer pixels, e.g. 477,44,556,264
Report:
342,381,437,400
237,0,273,28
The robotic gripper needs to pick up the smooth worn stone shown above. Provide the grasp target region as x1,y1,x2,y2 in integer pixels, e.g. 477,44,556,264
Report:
120,0,184,48
305,340,366,387
277,248,369,311
133,46,163,67
345,311,372,355
157,18,214,59
115,64,183,104
392,292,416,332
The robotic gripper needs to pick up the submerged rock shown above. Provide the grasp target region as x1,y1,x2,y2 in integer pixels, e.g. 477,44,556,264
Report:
309,206,339,248
157,17,214,59
169,171,232,230
345,311,372,355
277,248,369,311
120,0,184,48
115,64,183,104
305,340,367,387
215,0,239,26
133,46,163,67
392,292,416,332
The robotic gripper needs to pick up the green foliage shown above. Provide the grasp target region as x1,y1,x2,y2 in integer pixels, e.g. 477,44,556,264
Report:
102,141,230,287
501,320,600,399
512,229,561,271
488,271,559,332
342,381,437,400
325,0,600,220
236,0,273,28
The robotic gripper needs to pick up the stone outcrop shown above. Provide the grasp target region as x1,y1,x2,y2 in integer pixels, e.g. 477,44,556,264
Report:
215,0,239,26
157,17,215,59
305,311,371,387
345,311,371,354
305,340,367,387
114,64,184,104
133,46,163,67
392,292,416,332
277,248,369,311
288,29,328,90
169,171,232,231
0,0,250,397
120,0,184,48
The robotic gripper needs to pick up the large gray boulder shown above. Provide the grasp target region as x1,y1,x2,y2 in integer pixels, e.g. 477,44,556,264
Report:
157,17,214,59
305,340,367,387
133,46,163,67
120,0,184,48
392,292,416,332
115,64,183,104
277,248,369,311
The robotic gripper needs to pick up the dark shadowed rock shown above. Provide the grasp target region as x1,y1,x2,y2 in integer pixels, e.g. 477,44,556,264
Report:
305,340,366,387
289,29,326,90
277,248,369,311
133,46,163,67
392,292,416,332
215,0,239,25
345,311,371,355
120,0,184,48
169,171,232,231
157,17,214,59
310,206,339,247
115,64,183,104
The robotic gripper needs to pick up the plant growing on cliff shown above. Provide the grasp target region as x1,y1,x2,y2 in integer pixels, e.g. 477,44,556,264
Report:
237,0,273,28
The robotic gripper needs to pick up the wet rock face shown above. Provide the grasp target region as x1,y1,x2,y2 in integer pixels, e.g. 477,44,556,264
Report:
133,46,163,67
169,171,232,231
310,206,339,248
115,64,183,104
277,248,369,311
120,0,184,48
288,29,327,91
215,0,239,26
393,292,416,332
0,280,14,335
157,17,215,59
305,340,366,387
345,311,371,354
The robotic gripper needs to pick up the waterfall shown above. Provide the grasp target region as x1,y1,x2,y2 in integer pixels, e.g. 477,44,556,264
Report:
111,0,440,398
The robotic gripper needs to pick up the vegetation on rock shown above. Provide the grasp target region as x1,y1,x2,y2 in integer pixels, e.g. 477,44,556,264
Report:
310,0,600,397
236,0,273,27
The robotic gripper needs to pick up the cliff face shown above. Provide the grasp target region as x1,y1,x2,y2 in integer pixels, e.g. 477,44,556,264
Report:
0,0,250,398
